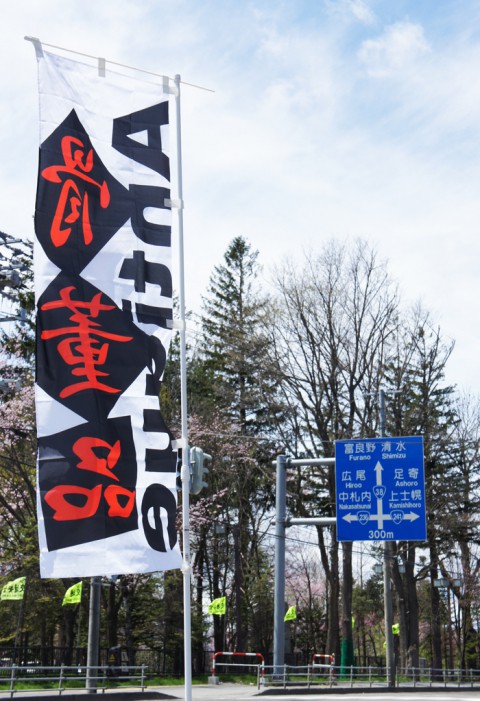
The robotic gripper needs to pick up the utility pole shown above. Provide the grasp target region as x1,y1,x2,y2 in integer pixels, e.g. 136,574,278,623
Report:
273,455,287,675
379,388,396,688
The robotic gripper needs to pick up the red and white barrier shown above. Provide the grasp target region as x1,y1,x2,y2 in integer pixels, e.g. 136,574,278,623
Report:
312,653,335,678
212,651,265,678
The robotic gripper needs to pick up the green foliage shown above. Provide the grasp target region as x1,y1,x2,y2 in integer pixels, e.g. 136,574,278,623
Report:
0,229,478,676
200,236,281,435
0,240,34,366
185,237,284,657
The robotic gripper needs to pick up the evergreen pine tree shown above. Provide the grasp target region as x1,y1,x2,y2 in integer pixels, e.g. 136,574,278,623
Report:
189,236,279,653
200,236,279,435
385,308,457,673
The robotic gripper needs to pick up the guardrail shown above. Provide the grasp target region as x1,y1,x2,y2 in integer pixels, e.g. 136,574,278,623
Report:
258,664,480,690
0,664,147,697
259,664,335,689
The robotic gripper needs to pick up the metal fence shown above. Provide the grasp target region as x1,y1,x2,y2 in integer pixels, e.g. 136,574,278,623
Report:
258,664,480,690
0,664,147,697
0,646,187,677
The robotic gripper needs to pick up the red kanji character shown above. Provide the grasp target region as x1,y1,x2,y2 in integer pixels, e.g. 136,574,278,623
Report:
40,286,132,397
45,483,135,521
42,135,110,247
73,436,121,482
104,485,136,518
45,484,102,521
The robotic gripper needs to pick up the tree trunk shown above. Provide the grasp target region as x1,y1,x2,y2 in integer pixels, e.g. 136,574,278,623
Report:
107,580,118,650
405,545,420,672
323,533,340,662
194,543,205,674
61,606,77,665
341,542,354,673
212,536,224,653
120,585,135,667
429,562,443,679
233,523,246,651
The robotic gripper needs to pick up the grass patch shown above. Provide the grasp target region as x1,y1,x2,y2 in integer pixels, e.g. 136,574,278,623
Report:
0,671,260,692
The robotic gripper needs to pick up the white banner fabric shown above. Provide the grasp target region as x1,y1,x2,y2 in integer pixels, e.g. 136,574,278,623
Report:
33,44,181,577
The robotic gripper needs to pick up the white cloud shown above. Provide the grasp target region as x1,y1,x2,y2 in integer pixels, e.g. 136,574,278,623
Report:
3,0,480,395
349,0,376,25
358,21,431,77
325,0,376,26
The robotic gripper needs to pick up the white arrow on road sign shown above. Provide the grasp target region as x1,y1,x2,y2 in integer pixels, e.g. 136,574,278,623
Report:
374,461,385,527
342,511,420,524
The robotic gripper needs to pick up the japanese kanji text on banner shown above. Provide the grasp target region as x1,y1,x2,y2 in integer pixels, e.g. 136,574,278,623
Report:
32,42,182,577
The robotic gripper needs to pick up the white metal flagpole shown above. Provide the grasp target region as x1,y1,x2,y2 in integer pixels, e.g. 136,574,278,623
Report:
173,73,192,701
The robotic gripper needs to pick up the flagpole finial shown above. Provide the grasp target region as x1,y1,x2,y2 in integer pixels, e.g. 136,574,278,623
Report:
25,36,43,57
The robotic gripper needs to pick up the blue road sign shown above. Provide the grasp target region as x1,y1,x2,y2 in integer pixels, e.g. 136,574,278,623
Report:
335,436,426,542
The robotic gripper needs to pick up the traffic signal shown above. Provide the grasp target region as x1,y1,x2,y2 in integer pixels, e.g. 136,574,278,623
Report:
190,446,211,495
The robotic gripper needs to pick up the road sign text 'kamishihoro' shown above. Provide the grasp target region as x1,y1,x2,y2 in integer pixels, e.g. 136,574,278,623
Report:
335,437,426,542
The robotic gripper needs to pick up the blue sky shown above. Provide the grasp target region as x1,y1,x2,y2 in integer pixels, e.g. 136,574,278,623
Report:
3,0,480,392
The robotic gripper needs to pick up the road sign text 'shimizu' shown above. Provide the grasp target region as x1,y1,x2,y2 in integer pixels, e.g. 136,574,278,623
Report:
334,436,426,542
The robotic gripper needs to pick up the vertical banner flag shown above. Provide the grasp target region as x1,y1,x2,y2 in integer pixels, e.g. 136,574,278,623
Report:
1,577,26,601
32,41,182,577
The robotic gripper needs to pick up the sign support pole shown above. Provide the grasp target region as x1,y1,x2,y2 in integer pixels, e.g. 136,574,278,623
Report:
380,389,396,688
273,456,335,674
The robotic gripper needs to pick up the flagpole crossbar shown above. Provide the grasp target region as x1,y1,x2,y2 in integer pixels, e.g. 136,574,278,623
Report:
24,36,214,92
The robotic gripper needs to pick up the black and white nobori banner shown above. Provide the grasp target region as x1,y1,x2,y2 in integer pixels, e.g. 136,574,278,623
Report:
32,42,182,577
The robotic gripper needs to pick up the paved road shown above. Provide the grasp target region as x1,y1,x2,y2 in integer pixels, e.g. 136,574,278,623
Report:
186,684,480,701
3,685,480,701
186,685,480,701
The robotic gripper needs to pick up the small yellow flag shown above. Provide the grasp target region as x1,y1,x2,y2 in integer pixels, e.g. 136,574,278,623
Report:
208,596,226,615
284,605,296,621
392,623,400,635
1,577,26,601
62,582,82,606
